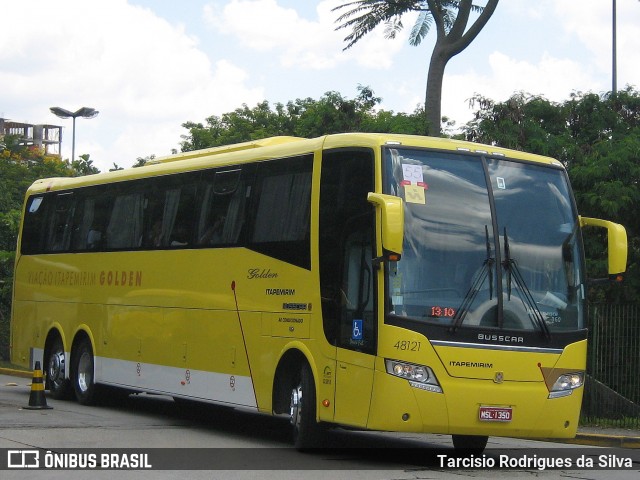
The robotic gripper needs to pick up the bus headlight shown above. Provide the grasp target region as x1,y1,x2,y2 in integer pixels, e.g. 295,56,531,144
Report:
385,359,442,393
548,372,584,398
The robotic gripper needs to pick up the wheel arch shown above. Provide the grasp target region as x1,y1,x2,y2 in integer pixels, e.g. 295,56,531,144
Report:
271,342,318,416
43,325,67,361
70,325,96,353
69,325,97,375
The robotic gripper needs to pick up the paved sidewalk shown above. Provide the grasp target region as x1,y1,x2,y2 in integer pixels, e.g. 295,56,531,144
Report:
2,366,639,449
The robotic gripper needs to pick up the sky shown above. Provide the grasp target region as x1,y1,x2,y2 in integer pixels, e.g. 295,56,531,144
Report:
1,0,639,172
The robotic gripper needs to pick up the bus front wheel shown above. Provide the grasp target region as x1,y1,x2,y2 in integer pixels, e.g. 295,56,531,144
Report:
71,337,97,406
289,363,323,450
452,434,488,453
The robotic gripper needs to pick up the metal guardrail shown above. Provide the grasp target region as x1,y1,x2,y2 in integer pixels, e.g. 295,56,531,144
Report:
582,304,640,428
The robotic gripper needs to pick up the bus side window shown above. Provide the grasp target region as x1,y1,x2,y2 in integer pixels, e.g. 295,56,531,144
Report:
46,193,76,252
248,155,312,269
72,192,112,251
106,192,145,249
197,169,246,247
21,195,48,254
165,184,197,248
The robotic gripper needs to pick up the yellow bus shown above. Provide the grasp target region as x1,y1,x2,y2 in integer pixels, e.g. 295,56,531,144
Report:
11,133,627,451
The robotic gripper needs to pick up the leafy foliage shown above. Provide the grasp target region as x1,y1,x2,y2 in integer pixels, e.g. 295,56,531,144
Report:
334,1,429,49
180,86,426,151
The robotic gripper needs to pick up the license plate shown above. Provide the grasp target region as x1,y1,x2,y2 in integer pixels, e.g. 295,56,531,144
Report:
479,406,512,422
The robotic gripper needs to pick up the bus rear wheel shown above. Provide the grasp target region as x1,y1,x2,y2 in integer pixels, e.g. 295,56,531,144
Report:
452,434,488,453
289,363,323,450
72,337,98,405
45,336,70,399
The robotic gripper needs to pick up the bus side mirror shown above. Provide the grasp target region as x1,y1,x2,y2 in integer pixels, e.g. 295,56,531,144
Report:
579,216,628,282
367,193,404,260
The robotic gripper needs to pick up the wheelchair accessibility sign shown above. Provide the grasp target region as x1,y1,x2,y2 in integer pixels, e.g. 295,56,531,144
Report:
352,319,363,341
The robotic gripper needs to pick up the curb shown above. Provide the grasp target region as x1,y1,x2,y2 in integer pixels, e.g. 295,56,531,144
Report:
565,433,640,449
0,367,33,379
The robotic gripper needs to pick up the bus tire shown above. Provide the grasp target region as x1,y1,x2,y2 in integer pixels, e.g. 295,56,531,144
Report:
452,434,488,453
45,335,71,399
71,337,98,406
289,362,322,450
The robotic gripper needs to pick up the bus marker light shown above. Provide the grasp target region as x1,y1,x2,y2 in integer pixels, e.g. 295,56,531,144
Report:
322,399,330,407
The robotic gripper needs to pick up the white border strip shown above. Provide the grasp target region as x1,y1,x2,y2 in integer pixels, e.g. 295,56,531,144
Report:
31,348,257,409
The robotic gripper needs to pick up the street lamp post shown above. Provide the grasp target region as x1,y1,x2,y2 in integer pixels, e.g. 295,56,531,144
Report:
49,106,99,162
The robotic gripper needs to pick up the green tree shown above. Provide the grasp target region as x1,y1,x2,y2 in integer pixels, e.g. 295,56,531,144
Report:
180,87,393,151
333,0,499,136
70,154,100,176
180,100,288,151
109,163,125,172
133,154,156,168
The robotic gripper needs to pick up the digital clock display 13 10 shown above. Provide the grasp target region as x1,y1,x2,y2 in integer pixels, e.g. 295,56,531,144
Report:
430,306,456,318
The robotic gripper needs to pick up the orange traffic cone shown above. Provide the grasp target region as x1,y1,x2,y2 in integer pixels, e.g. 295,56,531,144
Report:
24,361,52,410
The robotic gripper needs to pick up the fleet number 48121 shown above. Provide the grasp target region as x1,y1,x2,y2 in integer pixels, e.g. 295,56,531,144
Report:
393,340,421,351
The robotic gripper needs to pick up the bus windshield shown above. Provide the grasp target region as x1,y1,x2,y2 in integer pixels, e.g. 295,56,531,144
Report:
384,147,585,334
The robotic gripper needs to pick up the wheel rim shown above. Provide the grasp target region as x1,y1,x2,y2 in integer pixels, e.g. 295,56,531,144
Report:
77,350,93,394
47,347,65,390
289,383,302,429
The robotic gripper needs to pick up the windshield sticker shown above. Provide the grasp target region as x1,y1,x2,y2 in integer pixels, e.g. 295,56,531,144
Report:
405,184,426,204
402,164,423,183
402,164,427,204
497,177,506,189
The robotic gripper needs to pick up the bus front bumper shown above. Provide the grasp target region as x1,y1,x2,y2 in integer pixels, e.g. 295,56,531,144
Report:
366,367,582,439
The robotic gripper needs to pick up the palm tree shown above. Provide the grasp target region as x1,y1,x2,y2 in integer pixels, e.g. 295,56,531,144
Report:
334,0,499,136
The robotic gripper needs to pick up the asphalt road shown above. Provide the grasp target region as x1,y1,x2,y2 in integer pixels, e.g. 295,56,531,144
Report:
1,372,639,479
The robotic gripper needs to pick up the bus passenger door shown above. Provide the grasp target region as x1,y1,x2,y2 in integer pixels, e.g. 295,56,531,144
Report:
334,227,376,427
319,149,377,428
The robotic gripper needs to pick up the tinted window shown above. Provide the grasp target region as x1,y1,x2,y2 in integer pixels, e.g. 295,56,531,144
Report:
248,155,313,269
21,195,49,254
20,155,313,271
46,193,76,252
319,149,376,352
197,169,249,247
72,188,112,251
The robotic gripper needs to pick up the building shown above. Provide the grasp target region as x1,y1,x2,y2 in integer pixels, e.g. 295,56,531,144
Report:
0,118,62,156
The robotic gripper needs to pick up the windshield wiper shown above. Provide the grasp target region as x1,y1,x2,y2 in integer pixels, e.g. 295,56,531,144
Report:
450,225,494,333
503,228,551,339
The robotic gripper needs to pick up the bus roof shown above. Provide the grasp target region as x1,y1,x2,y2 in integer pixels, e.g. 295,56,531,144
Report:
25,133,564,195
